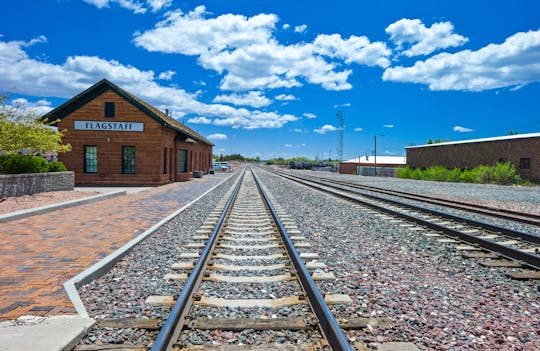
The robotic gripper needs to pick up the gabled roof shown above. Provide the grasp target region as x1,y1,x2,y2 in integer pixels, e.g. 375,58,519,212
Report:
406,132,540,149
41,79,213,146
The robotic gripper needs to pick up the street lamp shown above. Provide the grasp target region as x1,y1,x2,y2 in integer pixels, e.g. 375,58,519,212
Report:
374,134,384,176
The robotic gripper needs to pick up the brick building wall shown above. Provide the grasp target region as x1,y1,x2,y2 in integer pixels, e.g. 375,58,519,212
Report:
406,136,540,182
51,80,213,186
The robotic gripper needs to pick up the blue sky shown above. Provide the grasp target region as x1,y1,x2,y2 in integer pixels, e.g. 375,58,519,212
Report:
1,0,539,160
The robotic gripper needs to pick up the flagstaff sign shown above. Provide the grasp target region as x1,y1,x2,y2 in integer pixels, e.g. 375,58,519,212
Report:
74,121,144,132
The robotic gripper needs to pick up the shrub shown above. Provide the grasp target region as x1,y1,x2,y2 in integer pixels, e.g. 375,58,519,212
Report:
0,154,48,174
472,165,493,183
47,161,67,172
460,169,475,183
424,166,450,181
396,166,413,178
492,162,521,185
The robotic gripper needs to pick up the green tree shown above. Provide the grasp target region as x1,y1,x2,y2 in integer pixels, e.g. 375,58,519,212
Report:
0,95,71,155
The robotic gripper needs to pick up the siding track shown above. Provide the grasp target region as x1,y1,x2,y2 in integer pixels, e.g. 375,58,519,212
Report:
264,167,540,275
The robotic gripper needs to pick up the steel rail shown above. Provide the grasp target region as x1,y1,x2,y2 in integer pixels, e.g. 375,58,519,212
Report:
270,169,540,245
151,170,245,351
287,171,540,226
264,168,540,270
251,168,353,351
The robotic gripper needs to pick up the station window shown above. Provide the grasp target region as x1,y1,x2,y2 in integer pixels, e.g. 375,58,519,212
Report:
178,149,187,173
520,158,531,170
163,148,168,174
104,102,115,118
84,145,97,173
122,146,135,174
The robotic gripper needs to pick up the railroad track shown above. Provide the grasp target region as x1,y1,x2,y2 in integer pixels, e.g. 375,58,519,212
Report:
263,167,540,278
277,168,540,227
78,168,369,350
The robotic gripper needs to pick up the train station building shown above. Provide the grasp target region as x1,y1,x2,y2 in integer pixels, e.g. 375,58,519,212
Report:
406,132,540,182
43,79,213,186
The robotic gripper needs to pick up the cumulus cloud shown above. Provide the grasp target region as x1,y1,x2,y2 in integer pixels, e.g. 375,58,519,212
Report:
284,143,293,147
213,91,271,108
134,6,390,92
354,127,363,132
295,24,307,33
453,125,474,132
158,70,175,80
313,34,391,67
8,98,53,116
384,124,394,128
83,0,171,13
314,124,338,134
385,18,468,57
303,113,316,119
26,35,47,47
383,29,540,91
282,24,290,30
187,116,212,124
0,36,298,130
275,94,297,101
293,128,302,133
207,133,228,140
333,102,351,108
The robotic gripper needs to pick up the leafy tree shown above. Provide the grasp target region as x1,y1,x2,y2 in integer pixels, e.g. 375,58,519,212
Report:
507,130,519,135
0,95,71,155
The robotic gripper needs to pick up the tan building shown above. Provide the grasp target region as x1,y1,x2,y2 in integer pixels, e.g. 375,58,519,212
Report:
43,79,213,186
339,156,406,176
406,133,540,182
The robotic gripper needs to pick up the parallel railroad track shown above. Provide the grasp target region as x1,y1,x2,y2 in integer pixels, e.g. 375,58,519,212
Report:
76,168,365,351
263,167,540,276
277,169,540,227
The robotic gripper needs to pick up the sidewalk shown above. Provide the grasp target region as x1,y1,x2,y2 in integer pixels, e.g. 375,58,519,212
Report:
0,173,231,321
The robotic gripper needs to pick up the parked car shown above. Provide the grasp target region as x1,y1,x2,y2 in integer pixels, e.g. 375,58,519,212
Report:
212,161,229,171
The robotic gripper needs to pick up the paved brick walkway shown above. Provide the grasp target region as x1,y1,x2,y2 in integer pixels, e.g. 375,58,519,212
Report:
0,173,231,321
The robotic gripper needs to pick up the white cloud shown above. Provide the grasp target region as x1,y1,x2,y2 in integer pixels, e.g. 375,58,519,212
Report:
303,112,316,119
384,124,394,128
26,35,47,47
83,0,171,13
293,128,302,133
385,18,468,57
453,125,474,132
275,94,297,101
301,143,306,147
313,34,391,67
8,98,53,116
134,6,388,92
314,124,337,134
158,70,175,80
0,36,298,130
383,29,540,91
284,144,293,147
333,103,351,108
282,24,290,30
354,127,363,132
187,116,212,124
295,24,307,33
207,133,228,140
213,91,271,108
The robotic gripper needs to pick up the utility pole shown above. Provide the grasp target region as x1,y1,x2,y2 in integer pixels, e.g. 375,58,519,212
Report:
374,135,384,176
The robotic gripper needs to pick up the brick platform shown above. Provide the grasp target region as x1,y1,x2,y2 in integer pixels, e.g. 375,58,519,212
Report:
0,173,231,321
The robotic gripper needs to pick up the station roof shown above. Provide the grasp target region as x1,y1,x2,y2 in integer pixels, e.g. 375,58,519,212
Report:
343,156,406,165
42,79,213,146
406,132,540,149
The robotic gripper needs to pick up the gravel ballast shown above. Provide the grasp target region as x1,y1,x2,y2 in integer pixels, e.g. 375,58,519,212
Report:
254,167,540,350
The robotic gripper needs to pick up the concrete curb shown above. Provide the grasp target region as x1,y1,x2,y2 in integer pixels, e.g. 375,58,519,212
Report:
63,172,235,318
0,190,127,223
